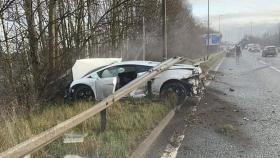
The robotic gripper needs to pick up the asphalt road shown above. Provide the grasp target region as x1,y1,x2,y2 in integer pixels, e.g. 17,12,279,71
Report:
147,51,280,158
257,52,280,69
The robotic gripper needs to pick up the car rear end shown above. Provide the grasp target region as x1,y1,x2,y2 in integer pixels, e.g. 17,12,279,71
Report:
262,47,277,57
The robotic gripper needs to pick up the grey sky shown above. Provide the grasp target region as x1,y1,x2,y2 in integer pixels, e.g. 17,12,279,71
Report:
188,0,280,42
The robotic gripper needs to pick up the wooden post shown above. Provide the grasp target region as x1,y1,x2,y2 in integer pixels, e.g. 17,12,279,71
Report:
100,109,107,132
147,80,153,98
143,17,146,60
162,0,167,60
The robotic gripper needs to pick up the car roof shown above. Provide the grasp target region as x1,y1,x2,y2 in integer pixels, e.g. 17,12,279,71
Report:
111,60,160,67
82,60,195,78
265,46,276,48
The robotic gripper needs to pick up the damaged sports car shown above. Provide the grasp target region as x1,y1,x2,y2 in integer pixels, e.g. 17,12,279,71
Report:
66,58,205,105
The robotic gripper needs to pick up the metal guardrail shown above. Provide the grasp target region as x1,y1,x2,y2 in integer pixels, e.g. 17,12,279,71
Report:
0,57,185,158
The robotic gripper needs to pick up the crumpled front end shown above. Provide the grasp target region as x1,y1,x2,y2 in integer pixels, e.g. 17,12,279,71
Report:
183,66,205,96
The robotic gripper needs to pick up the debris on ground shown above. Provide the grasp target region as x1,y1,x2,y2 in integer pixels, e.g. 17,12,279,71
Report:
64,155,84,158
63,133,88,144
229,88,235,92
169,134,185,147
205,74,215,80
215,124,235,135
192,106,198,113
220,107,226,110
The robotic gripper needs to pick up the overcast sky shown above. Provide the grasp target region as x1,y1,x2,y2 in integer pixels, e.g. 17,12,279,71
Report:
187,0,280,42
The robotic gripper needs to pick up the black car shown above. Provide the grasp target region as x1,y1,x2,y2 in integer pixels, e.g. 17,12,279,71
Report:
262,46,278,57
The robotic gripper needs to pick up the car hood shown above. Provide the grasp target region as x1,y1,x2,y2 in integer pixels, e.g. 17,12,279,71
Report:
170,64,196,70
170,64,202,74
72,58,122,81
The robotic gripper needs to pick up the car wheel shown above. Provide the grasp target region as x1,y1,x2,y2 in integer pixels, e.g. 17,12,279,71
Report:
160,81,188,106
73,85,95,101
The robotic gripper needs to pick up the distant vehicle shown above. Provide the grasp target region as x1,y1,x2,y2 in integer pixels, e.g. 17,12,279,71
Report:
262,46,278,57
247,44,261,53
66,59,205,105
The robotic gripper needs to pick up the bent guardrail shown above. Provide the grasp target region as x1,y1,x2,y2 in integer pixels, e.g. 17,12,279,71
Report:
0,57,185,158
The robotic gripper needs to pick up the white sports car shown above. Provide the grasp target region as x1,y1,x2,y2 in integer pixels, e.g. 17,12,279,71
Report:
67,60,204,104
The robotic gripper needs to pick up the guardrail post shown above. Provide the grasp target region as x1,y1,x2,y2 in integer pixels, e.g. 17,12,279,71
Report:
100,109,107,132
147,80,153,98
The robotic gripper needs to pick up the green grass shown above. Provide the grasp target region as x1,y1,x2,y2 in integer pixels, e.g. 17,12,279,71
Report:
0,98,173,157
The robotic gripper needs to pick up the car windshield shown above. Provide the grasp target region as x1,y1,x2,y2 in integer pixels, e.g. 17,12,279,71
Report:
268,47,276,49
82,65,108,78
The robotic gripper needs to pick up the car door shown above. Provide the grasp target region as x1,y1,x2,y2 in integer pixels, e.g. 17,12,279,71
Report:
95,77,117,100
95,65,152,99
129,65,153,97
95,66,119,100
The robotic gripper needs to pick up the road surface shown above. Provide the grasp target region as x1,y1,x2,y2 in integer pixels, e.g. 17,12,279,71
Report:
147,51,280,158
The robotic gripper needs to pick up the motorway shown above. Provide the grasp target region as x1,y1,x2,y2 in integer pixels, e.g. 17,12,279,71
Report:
147,51,280,158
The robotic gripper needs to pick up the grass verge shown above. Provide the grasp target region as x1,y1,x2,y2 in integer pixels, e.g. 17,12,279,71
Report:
199,52,225,72
0,98,173,157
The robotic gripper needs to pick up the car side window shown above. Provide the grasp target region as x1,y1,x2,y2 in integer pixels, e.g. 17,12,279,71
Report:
97,65,151,78
97,66,119,78
136,65,152,73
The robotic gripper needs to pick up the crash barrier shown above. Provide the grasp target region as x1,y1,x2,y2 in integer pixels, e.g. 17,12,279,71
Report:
193,51,224,66
0,57,185,158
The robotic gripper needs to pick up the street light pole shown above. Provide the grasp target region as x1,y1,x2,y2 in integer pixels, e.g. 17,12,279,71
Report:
278,23,280,47
143,17,146,60
219,15,221,51
250,22,253,36
162,0,167,60
207,0,210,60
219,15,221,33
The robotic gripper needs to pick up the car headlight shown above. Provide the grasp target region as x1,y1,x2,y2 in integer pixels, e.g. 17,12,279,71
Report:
192,67,202,74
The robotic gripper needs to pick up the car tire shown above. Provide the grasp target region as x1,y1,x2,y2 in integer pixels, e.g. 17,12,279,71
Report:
73,85,95,101
160,81,188,106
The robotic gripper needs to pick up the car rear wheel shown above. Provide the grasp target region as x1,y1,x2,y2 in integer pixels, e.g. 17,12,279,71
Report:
73,85,95,101
160,81,188,106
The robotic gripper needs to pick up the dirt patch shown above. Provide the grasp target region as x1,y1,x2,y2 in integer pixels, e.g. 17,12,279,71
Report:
183,87,252,148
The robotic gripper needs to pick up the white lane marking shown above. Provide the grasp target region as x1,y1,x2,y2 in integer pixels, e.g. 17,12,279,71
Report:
270,66,280,73
160,98,201,158
259,60,266,65
160,135,185,158
258,60,280,73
